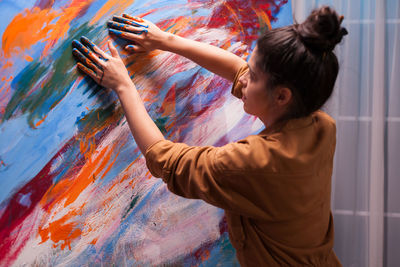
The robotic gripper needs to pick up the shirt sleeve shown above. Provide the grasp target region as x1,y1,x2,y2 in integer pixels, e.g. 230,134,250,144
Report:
145,138,273,218
231,64,249,99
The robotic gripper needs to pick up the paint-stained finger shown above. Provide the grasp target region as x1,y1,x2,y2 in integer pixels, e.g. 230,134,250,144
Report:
77,62,98,81
72,40,105,67
72,48,99,72
107,40,120,58
122,14,146,24
109,28,147,40
112,15,148,28
107,21,144,34
80,36,110,61
80,36,109,61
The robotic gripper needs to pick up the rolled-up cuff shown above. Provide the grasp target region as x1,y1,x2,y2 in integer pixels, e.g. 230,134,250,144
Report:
231,64,249,99
144,139,188,182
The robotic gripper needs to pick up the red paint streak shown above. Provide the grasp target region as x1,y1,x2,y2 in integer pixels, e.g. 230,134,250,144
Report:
0,138,75,265
194,0,287,45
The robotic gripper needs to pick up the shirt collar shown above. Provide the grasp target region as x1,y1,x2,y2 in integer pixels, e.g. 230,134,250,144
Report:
258,115,314,136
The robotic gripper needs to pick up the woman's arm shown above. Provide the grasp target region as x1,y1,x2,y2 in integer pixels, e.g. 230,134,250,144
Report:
108,14,247,82
116,82,164,153
160,33,246,82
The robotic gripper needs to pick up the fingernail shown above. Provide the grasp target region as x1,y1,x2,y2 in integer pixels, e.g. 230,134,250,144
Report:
126,45,134,49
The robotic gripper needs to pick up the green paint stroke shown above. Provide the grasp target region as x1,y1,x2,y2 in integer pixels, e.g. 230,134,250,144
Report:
2,22,109,128
122,195,139,220
154,116,169,134
3,62,48,122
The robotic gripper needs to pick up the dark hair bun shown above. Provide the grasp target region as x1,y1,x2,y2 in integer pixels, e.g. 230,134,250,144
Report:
296,6,348,53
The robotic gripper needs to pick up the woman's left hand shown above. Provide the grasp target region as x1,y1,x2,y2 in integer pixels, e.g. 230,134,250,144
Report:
72,37,134,94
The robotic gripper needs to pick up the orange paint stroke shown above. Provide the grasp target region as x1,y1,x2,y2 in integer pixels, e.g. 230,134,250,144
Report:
63,145,109,207
40,137,123,222
224,2,245,34
100,157,145,211
38,209,83,250
2,0,94,58
253,8,272,30
2,7,58,58
35,114,48,127
106,157,139,193
164,16,191,34
92,145,115,180
100,148,122,180
90,0,136,25
1,61,13,70
24,55,33,62
36,143,121,249
0,75,13,83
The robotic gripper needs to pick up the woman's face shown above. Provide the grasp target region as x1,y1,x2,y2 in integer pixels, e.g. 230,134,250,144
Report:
238,46,276,124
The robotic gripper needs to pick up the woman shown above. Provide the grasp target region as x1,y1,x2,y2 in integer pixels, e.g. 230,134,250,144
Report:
72,6,347,266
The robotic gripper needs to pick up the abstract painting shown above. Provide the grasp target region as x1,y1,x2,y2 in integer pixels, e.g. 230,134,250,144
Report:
0,0,291,266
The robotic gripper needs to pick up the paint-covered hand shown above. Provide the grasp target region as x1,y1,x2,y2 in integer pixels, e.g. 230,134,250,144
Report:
108,14,168,52
73,37,133,93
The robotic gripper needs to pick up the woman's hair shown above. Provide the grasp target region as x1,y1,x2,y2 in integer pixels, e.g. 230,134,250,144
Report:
256,6,348,119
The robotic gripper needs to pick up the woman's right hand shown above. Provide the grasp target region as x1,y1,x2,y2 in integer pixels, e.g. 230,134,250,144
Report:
107,14,169,52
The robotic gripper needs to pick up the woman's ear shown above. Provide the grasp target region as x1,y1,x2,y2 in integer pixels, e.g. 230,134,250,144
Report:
275,87,292,107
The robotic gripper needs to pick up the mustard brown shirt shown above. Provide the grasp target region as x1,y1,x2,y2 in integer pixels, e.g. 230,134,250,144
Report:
145,65,341,266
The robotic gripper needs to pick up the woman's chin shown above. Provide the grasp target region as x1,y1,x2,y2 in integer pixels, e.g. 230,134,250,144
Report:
242,104,253,116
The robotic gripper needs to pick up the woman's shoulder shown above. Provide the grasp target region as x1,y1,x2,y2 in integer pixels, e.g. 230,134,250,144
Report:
313,110,336,124
213,133,282,173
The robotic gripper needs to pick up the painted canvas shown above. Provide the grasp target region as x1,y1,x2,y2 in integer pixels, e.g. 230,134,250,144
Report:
0,0,292,266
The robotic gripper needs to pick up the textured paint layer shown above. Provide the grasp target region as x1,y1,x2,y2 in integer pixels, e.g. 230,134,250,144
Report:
0,0,291,266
